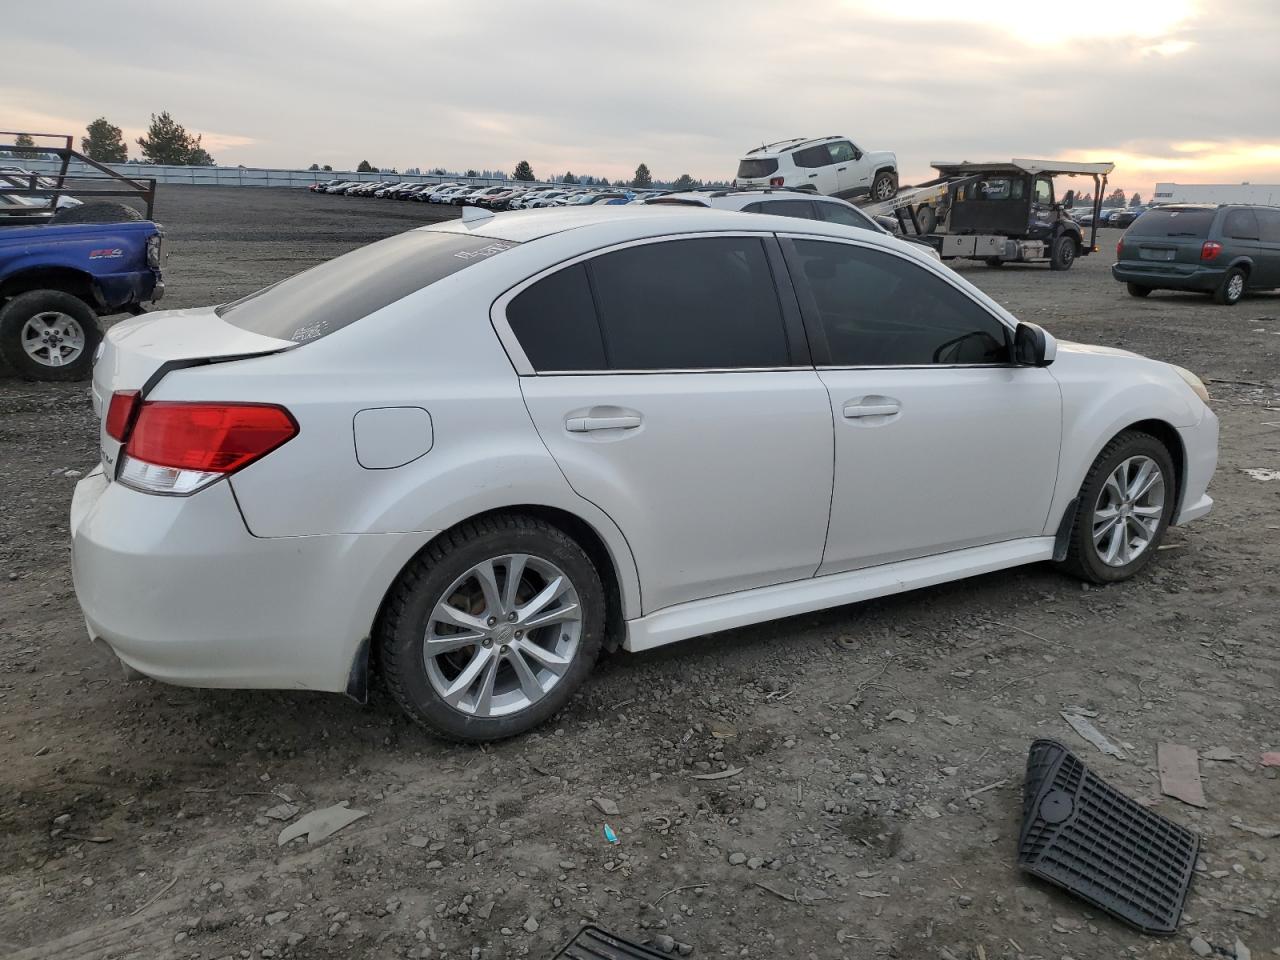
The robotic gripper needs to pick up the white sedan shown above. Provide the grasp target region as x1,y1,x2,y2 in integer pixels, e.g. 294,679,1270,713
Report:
71,205,1218,741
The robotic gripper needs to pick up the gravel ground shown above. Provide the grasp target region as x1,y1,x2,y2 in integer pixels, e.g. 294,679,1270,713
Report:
1,186,1278,960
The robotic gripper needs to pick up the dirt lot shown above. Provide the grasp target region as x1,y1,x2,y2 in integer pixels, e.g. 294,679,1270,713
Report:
1,186,1278,960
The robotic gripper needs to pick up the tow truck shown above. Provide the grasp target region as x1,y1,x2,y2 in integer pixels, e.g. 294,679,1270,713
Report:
864,159,1115,271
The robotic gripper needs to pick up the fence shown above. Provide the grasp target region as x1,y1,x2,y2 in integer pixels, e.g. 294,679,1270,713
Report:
9,155,565,191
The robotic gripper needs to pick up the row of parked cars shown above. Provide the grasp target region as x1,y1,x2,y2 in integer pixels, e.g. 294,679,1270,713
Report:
310,178,673,211
1077,206,1145,227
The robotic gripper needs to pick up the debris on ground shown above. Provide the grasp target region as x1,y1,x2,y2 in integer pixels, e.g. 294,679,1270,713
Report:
1158,743,1207,808
592,796,620,816
1230,822,1280,839
1242,468,1280,481
1260,752,1280,767
1202,746,1237,762
690,766,742,780
276,802,367,845
263,802,299,821
603,823,619,844
885,708,917,724
1060,711,1125,759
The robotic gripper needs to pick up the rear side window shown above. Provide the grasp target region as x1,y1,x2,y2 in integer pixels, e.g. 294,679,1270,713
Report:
792,239,1009,366
792,145,832,169
743,199,816,219
737,158,778,178
219,230,517,344
591,237,790,370
506,264,605,371
1257,208,1280,243
1128,208,1217,237
1223,209,1261,240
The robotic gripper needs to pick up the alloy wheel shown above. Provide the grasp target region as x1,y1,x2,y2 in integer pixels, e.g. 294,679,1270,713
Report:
21,311,86,368
422,554,582,717
1091,455,1165,567
1227,273,1244,301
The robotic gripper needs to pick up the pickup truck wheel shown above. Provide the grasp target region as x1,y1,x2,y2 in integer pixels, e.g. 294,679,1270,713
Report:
871,172,897,201
50,201,143,224
1050,235,1077,271
0,290,101,381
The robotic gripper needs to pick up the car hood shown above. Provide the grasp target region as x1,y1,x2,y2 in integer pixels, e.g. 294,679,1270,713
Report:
1054,340,1141,359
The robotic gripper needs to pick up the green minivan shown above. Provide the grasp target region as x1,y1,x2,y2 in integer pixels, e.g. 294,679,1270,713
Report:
1113,204,1280,305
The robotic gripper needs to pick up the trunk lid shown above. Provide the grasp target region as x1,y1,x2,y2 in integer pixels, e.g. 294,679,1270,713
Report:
93,307,293,477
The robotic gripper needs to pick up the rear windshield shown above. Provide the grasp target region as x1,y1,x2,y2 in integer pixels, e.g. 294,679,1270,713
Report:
218,230,517,344
1127,208,1217,237
737,158,779,178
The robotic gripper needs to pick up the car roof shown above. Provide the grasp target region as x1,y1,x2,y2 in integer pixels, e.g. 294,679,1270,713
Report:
423,205,919,251
742,136,842,158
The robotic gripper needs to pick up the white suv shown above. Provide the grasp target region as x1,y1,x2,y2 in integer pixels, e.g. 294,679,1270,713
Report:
72,206,1217,741
735,136,898,201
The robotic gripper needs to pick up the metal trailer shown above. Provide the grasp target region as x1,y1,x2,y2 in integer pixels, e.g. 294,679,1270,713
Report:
0,131,157,225
862,159,1115,270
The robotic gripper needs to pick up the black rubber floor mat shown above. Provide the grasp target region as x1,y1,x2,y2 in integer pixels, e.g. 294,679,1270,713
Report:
552,926,671,960
1018,738,1198,934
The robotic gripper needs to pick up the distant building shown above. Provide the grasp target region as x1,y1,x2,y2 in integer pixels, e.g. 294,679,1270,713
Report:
1153,182,1280,206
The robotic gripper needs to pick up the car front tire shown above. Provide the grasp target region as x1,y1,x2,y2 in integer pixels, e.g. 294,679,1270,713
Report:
1057,431,1176,584
379,514,605,742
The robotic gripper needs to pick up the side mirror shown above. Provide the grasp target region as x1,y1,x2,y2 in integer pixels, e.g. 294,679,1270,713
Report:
1062,189,1075,209
853,149,862,161
1014,322,1056,367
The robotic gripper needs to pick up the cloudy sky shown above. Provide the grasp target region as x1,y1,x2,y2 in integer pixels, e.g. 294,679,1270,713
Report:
4,0,1278,194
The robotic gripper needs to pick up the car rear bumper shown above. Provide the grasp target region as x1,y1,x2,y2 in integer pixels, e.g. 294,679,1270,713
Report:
70,467,433,694
1112,260,1225,291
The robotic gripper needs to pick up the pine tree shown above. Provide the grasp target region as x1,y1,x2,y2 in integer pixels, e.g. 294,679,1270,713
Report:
632,163,652,188
513,160,535,181
14,133,35,147
357,160,374,172
136,112,215,165
82,119,129,162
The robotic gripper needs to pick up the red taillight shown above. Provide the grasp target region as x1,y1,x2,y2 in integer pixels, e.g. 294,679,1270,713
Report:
125,402,298,473
1116,239,1123,259
769,177,784,187
105,389,141,441
1200,241,1222,261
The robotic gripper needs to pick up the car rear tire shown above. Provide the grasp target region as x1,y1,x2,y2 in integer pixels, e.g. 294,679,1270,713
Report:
1056,430,1176,585
379,514,605,742
1126,283,1152,298
1049,235,1077,271
871,172,897,202
1213,267,1246,305
0,290,101,382
50,201,144,224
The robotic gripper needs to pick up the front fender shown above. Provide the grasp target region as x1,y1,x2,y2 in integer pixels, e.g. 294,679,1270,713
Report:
1045,352,1201,534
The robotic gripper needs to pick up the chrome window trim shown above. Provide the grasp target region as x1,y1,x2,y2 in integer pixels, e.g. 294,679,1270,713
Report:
490,230,790,377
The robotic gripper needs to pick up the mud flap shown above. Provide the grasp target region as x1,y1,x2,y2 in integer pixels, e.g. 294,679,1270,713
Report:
345,636,370,704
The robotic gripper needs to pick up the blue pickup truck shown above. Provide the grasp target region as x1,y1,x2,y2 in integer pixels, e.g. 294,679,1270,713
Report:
0,217,164,380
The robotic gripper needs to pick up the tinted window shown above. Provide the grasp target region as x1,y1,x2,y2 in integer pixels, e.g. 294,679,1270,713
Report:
506,263,606,371
589,237,790,370
1223,209,1261,240
1257,208,1280,243
814,200,881,231
1128,208,1217,237
970,178,1023,201
1033,178,1052,205
793,145,832,168
219,230,518,344
828,141,857,163
743,199,816,219
737,158,778,178
792,240,1010,366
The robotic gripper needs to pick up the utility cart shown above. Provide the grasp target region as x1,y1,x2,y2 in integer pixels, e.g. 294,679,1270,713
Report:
865,159,1115,271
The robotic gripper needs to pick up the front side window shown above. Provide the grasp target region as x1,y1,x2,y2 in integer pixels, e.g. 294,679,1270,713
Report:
814,200,880,231
743,199,816,220
590,237,790,370
1033,177,1053,206
1223,209,1261,240
827,141,857,163
791,240,1010,366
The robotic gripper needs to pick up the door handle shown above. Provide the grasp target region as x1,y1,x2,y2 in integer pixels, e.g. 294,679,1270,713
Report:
566,415,642,433
842,400,900,419
808,173,817,178
837,167,847,172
